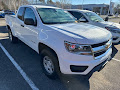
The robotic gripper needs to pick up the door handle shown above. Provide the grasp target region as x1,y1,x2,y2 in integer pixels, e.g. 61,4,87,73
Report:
21,25,24,27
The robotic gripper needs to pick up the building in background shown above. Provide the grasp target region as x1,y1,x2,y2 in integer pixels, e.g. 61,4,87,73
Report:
71,2,115,15
72,4,110,15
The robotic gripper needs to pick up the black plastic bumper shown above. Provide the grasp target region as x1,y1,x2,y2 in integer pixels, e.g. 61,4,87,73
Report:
90,59,108,73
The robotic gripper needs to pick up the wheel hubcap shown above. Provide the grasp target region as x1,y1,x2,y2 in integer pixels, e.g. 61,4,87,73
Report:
43,56,54,74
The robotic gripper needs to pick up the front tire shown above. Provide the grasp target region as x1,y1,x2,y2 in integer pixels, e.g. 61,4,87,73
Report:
8,29,18,43
40,49,60,79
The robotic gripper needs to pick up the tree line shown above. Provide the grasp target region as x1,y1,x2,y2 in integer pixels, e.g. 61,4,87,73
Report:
0,0,72,11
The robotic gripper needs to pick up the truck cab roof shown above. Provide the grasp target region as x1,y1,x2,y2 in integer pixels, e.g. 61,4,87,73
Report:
20,5,60,9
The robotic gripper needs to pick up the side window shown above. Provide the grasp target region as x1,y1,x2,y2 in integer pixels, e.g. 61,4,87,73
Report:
69,11,84,20
17,7,25,21
68,11,74,15
24,8,37,26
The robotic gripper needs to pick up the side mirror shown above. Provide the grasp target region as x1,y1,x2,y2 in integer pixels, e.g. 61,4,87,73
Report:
24,18,35,26
104,17,109,21
79,18,87,22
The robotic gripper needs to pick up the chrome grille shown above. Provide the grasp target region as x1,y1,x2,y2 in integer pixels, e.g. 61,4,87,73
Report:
91,39,112,60
94,50,106,57
91,41,108,48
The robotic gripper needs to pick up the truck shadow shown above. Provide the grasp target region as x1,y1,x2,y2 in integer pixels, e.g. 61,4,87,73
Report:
59,74,90,90
111,45,118,59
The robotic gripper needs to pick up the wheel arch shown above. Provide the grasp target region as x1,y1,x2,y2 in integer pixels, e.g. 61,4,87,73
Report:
6,25,11,30
38,42,59,60
6,25,16,36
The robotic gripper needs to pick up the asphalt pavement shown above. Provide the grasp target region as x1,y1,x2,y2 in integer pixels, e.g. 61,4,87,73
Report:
0,18,120,90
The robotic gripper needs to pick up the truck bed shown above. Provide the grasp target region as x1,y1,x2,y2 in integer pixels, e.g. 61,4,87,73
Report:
5,15,16,28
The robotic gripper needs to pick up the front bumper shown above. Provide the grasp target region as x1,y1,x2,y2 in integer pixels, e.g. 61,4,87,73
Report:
59,48,112,75
89,59,108,73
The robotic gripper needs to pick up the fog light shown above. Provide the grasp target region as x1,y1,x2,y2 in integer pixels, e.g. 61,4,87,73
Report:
70,65,88,72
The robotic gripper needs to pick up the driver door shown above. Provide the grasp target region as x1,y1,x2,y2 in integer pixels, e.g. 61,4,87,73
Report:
22,7,38,51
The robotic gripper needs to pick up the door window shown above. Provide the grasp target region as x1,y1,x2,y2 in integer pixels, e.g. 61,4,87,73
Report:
24,8,37,25
69,11,84,20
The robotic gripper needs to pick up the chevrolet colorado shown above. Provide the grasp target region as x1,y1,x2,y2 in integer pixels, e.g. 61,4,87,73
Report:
5,5,112,79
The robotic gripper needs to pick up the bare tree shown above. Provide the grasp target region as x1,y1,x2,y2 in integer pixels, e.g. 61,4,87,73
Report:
54,0,71,9
55,1,61,7
47,0,54,5
11,0,17,12
0,0,72,11
39,0,45,4
1,0,28,12
0,0,8,10
116,4,120,13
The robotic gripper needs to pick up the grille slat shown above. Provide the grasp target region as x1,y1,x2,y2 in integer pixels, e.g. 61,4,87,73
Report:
94,50,106,57
91,41,108,48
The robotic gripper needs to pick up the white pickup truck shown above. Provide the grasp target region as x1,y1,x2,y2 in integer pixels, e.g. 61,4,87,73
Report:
67,9,120,43
5,5,112,79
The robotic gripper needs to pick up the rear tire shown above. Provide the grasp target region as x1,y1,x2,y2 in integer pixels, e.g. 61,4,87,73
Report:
8,29,18,43
40,49,60,79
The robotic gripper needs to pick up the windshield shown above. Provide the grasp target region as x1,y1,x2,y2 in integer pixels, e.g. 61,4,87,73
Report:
37,8,76,24
85,12,104,22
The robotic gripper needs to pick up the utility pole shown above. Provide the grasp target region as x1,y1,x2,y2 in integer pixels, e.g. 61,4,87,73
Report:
108,0,112,15
36,0,37,4
31,0,33,4
82,0,84,10
8,0,11,10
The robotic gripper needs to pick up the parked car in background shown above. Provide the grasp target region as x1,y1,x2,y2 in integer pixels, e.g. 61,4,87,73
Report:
67,9,120,43
0,11,4,18
1,12,15,18
2,10,10,12
6,5,112,79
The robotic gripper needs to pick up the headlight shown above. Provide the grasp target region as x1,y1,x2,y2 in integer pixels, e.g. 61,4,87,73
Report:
105,27,120,33
64,41,92,55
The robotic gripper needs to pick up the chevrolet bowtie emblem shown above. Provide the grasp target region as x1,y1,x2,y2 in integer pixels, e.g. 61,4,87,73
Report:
105,43,110,49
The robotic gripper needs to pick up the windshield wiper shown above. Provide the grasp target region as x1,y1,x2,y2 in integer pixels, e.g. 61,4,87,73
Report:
44,22,61,24
45,21,75,24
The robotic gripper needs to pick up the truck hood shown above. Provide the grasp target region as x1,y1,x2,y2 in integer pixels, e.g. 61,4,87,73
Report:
99,21,120,29
49,23,111,44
